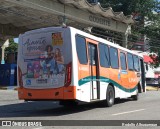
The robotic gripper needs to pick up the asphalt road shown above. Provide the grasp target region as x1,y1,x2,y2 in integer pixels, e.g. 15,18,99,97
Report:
0,90,160,129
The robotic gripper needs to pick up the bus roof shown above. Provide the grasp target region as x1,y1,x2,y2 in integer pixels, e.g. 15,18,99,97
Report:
69,26,143,58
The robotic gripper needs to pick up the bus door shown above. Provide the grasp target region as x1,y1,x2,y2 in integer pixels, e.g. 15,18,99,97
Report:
87,40,100,100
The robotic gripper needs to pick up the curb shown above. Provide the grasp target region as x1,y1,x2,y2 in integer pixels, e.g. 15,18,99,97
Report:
0,86,18,90
146,86,159,91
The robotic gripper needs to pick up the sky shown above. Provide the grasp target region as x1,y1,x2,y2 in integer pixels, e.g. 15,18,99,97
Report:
14,38,18,43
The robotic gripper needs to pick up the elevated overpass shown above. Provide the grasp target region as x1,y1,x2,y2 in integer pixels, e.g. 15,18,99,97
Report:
0,0,134,47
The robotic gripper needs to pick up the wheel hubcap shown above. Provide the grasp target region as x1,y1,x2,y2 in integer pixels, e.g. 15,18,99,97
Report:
109,90,113,103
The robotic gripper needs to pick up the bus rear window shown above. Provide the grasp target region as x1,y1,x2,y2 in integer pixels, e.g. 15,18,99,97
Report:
75,35,87,64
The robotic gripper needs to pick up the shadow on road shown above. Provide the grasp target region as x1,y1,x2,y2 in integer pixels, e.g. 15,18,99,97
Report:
0,99,131,118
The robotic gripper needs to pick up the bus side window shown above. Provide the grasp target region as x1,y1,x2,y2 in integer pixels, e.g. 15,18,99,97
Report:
120,52,127,70
109,47,119,69
133,55,140,71
127,53,134,70
99,43,110,68
75,35,88,64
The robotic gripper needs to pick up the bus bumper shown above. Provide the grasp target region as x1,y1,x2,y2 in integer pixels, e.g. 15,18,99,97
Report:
18,86,76,100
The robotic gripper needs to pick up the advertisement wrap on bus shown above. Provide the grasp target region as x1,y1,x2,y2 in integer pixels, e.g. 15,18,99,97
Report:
18,28,72,90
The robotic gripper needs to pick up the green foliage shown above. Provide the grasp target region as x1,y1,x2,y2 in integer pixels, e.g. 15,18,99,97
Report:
99,0,159,16
99,0,160,67
5,38,18,53
4,38,18,62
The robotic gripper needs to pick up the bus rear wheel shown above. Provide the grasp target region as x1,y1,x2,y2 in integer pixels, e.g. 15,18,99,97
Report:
104,85,115,107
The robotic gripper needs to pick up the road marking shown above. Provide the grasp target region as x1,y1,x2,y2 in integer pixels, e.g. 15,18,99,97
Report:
112,109,145,116
33,127,44,129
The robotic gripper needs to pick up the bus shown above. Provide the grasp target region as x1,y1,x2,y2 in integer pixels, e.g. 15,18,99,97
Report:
133,51,159,85
17,26,146,107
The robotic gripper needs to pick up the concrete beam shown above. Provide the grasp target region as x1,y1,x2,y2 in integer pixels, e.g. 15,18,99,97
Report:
5,0,129,33
0,23,27,37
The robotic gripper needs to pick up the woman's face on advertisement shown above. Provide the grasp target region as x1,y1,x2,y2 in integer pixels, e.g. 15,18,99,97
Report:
55,49,59,55
48,46,51,52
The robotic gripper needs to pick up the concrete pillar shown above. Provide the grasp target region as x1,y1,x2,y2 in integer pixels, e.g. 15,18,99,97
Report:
122,25,131,48
122,33,128,48
1,46,5,64
1,39,9,64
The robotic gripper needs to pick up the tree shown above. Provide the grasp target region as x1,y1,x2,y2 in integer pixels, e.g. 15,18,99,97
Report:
4,38,18,62
144,16,160,67
5,38,18,53
99,0,159,16
98,0,160,67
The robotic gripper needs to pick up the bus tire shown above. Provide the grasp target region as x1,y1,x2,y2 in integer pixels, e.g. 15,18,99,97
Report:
131,90,139,101
105,85,115,107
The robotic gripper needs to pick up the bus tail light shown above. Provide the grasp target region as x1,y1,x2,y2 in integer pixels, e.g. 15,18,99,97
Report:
18,66,23,88
64,62,72,87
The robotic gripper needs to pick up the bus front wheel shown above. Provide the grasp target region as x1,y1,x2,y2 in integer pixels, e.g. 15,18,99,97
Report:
105,85,115,107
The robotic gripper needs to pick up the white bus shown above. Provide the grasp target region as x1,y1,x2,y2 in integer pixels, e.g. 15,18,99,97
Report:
17,26,146,107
